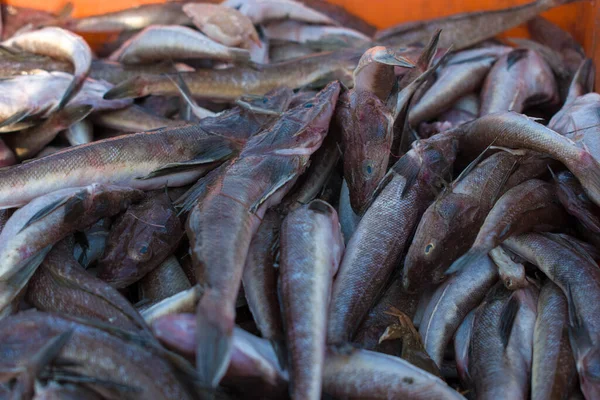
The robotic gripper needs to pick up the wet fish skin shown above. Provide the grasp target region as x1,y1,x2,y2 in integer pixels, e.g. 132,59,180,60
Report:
103,50,360,101
327,133,458,344
92,105,185,132
3,27,92,107
0,46,72,77
503,233,600,399
89,60,182,85
554,170,600,234
279,200,344,400
479,48,559,116
187,82,340,388
0,311,197,400
108,25,250,65
222,0,337,25
141,285,203,326
264,20,370,49
409,46,511,125
26,238,151,334
62,119,93,146
489,246,528,290
528,16,585,73
0,184,143,314
447,111,600,208
419,255,498,368
97,190,183,288
454,308,476,385
139,255,191,305
470,284,538,399
375,0,580,50
403,151,520,290
242,210,283,341
532,281,578,400
337,179,360,244
323,348,465,399
0,123,241,209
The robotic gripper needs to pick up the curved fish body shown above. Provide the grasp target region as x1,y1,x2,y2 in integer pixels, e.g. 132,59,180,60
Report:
97,191,183,288
242,210,283,340
138,255,191,304
26,239,151,333
0,184,143,314
187,82,340,388
409,46,511,125
448,111,600,208
323,348,465,399
489,246,528,290
470,284,538,400
403,151,520,289
327,134,458,344
479,49,558,116
554,170,600,234
532,281,578,400
222,0,337,25
419,256,498,367
0,124,240,209
503,233,600,399
2,27,92,107
0,46,72,78
279,200,344,400
448,179,568,273
103,50,359,101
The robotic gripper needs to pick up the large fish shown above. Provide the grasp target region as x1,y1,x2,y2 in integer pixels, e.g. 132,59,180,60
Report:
279,200,344,400
186,82,340,387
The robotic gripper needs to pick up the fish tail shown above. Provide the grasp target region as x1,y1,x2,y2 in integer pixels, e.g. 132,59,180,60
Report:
229,48,252,64
445,248,486,275
196,289,234,388
103,76,148,100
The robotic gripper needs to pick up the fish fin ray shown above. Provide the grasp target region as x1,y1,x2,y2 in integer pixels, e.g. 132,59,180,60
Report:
499,295,519,348
445,249,485,275
249,169,297,214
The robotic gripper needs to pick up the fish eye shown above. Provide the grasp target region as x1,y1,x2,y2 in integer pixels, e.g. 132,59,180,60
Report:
363,161,374,175
425,243,435,254
304,103,313,108
139,245,149,255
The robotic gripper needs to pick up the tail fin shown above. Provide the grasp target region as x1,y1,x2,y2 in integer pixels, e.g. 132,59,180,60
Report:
196,290,234,388
103,76,149,100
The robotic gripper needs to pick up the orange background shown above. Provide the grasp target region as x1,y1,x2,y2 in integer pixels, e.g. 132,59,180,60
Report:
5,0,600,85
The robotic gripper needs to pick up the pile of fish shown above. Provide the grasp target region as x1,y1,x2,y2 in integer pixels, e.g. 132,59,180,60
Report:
1,0,599,398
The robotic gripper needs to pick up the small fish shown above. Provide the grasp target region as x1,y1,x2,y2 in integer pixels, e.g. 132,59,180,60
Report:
222,0,338,25
489,246,528,290
554,170,600,234
97,190,183,288
183,3,260,49
103,50,360,101
279,200,344,400
375,0,581,50
479,49,559,116
0,184,143,314
419,255,498,367
26,238,151,333
263,20,370,49
532,281,578,400
2,27,92,108
138,255,191,305
108,25,250,65
62,119,93,146
447,179,568,274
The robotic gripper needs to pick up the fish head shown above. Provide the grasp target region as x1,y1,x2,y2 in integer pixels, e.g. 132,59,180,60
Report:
414,134,459,192
353,46,414,100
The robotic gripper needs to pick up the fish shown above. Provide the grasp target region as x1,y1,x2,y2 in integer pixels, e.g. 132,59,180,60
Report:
108,25,250,65
26,238,151,334
0,46,72,78
97,190,183,288
72,218,111,268
88,59,184,85
337,179,360,244
141,285,203,325
279,200,344,399
532,281,578,400
0,184,143,314
375,0,581,50
187,82,340,387
242,210,283,341
528,16,586,73
322,348,465,399
403,150,521,290
417,93,479,137
263,20,370,50
4,105,93,161
553,170,600,234
0,311,198,399
479,49,559,116
327,133,458,344
62,118,94,146
454,308,476,385
409,46,511,126
92,105,185,132
103,50,360,101
470,284,538,399
489,246,528,290
447,179,569,274
1,4,61,40
151,314,289,398
183,3,260,49
2,27,92,108
65,3,194,32
299,0,375,35
419,255,498,368
138,255,191,305
0,123,241,209
222,0,338,25
353,280,420,353
0,139,16,168
447,111,600,208
269,42,316,62
503,232,600,399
